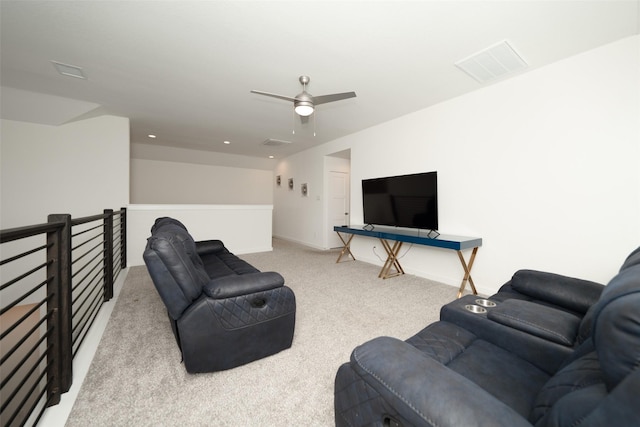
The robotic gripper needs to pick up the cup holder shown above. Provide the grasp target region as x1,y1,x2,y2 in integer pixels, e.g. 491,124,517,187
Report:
464,304,487,314
475,298,497,308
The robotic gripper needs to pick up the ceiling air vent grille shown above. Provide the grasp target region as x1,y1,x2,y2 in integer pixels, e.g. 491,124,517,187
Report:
51,60,86,79
455,40,527,84
262,138,292,147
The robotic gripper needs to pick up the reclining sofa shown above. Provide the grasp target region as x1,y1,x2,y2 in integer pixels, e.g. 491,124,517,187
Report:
143,217,296,373
335,246,640,426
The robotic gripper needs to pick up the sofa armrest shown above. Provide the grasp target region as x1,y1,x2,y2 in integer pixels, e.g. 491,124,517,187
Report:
348,336,532,427
195,239,227,255
509,270,604,313
488,300,581,345
203,272,284,299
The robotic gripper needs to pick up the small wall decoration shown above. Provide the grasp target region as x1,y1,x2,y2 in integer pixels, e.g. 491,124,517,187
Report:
301,183,308,196
276,175,281,186
288,178,294,190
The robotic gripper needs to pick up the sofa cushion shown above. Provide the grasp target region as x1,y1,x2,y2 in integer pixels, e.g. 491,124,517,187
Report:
199,252,237,278
407,321,549,418
216,251,260,275
195,239,226,255
447,339,549,417
199,251,260,279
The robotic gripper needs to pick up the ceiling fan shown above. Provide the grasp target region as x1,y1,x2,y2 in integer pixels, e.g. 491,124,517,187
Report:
251,76,356,117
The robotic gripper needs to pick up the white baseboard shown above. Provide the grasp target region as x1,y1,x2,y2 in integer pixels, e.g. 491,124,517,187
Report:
272,234,328,251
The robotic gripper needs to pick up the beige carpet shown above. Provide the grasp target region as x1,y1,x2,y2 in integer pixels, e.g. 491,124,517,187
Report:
66,238,461,426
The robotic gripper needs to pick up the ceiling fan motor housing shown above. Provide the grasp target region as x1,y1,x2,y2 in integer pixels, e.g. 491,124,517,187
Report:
294,92,314,116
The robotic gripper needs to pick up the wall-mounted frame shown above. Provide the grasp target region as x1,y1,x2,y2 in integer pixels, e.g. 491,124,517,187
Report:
288,178,294,190
301,183,308,196
276,175,281,186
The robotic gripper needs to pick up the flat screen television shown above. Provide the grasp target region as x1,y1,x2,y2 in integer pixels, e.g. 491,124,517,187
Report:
362,171,438,231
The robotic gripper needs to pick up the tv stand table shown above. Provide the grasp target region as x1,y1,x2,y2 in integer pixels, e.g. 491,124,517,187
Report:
334,225,482,297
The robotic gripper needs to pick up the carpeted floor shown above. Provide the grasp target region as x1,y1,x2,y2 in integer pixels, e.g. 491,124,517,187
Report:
65,238,461,426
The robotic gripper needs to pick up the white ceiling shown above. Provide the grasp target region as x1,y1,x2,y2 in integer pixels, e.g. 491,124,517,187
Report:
2,1,638,162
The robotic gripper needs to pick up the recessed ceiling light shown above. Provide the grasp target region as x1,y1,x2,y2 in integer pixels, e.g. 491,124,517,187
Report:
268,155,275,159
51,60,86,79
223,140,231,145
148,134,157,138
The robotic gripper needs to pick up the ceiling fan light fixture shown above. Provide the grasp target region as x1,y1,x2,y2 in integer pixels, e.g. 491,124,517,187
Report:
294,102,314,117
252,75,355,119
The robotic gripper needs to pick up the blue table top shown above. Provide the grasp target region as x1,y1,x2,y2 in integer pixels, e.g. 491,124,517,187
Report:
334,225,482,251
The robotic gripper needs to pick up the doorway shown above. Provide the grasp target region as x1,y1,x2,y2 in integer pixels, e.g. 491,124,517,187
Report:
325,150,351,249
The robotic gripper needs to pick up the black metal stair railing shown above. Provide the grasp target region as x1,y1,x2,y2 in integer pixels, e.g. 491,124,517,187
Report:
0,208,127,427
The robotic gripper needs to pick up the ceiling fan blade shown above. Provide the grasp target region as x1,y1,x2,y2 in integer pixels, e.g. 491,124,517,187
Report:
250,90,297,103
313,91,356,105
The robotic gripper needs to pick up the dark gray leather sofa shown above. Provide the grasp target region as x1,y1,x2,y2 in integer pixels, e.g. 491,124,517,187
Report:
334,247,640,426
143,217,296,373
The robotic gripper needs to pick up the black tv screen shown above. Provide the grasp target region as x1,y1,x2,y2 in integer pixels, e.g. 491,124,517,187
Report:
362,171,438,230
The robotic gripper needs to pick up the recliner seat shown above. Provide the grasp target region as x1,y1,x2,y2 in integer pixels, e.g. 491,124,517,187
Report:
334,247,640,426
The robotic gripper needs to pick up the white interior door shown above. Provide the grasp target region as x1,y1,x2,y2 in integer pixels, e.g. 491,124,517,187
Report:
328,171,350,248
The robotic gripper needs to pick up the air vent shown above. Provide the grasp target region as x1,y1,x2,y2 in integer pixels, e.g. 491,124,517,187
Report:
51,60,86,79
455,40,527,84
262,138,292,147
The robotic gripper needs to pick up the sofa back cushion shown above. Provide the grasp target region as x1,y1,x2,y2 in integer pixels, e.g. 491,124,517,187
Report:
143,223,210,319
151,216,189,233
509,270,603,314
530,345,605,426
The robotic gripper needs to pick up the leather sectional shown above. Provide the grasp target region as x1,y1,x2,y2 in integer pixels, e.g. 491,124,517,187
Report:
334,247,640,426
143,217,296,373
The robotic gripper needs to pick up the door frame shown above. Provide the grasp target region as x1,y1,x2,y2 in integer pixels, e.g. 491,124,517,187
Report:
323,151,351,249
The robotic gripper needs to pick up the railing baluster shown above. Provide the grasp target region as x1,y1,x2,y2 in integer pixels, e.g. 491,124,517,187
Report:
47,214,73,400
45,216,62,406
103,209,114,301
120,207,127,269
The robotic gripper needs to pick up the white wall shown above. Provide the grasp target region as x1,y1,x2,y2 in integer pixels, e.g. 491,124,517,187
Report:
272,150,352,250
0,115,130,305
130,158,273,204
273,146,331,248
127,204,274,266
274,35,640,294
130,142,275,205
1,116,130,227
